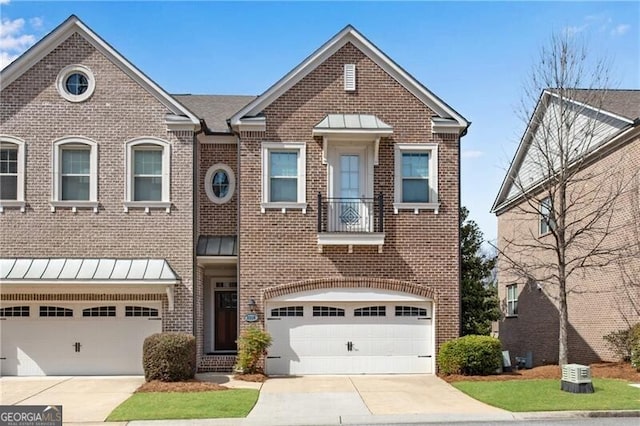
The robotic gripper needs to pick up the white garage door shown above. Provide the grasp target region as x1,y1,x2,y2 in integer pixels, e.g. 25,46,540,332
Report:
0,303,162,376
266,296,433,375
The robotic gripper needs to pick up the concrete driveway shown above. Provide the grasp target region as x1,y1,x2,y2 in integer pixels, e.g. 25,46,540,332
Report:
246,375,512,425
0,376,143,424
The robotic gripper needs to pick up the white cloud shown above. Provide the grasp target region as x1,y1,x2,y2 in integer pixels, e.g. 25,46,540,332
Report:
0,0,11,5
461,150,484,159
0,17,41,70
0,50,18,69
611,24,631,36
564,24,588,37
30,17,44,30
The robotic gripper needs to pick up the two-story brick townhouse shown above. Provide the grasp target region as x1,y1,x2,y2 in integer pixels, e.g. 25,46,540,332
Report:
180,23,469,375
1,15,469,376
0,16,200,375
492,89,640,367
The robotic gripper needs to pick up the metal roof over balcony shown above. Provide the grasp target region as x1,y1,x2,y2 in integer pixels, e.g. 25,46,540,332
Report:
313,114,393,135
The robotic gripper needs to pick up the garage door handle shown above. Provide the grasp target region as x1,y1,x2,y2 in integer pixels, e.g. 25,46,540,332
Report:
266,356,281,359
148,318,162,320
73,342,82,352
418,355,432,358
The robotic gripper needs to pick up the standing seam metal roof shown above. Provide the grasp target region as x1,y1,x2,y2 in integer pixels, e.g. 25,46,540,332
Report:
0,258,178,281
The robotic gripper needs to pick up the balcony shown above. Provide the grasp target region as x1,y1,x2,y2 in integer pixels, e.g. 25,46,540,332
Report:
317,193,385,253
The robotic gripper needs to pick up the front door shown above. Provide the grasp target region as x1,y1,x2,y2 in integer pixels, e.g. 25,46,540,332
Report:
214,291,237,351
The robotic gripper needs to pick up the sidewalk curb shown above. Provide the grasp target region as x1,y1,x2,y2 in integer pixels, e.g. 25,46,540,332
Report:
514,409,640,420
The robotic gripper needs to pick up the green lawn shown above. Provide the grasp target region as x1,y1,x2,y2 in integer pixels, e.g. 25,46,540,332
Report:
106,389,259,421
453,379,640,412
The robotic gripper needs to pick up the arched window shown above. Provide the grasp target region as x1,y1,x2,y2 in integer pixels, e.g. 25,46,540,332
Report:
124,138,171,212
51,137,98,212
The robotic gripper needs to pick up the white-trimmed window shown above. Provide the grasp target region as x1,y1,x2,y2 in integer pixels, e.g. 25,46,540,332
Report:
394,143,439,214
205,163,235,204
0,136,26,212
52,138,98,212
56,64,96,103
506,284,518,317
125,138,171,212
539,196,555,235
261,142,306,213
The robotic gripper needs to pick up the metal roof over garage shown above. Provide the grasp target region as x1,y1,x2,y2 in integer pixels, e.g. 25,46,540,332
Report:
0,258,178,282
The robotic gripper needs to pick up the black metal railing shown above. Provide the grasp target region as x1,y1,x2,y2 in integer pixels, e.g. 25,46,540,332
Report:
317,193,384,233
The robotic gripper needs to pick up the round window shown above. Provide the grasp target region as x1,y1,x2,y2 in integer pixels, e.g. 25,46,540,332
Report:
65,73,89,95
212,170,230,198
56,64,96,102
205,164,235,204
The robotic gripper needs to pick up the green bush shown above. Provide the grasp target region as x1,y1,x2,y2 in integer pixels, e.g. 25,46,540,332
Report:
632,338,640,372
603,323,640,362
143,332,196,382
235,326,272,374
437,335,502,376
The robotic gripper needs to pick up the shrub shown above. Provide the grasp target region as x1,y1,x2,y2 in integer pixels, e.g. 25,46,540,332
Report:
437,335,502,376
632,336,640,372
235,326,272,374
603,323,640,362
143,332,196,382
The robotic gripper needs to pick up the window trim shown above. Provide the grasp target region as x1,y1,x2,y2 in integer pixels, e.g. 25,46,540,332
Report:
56,64,96,103
51,137,98,212
539,196,555,236
393,143,439,214
506,284,518,317
261,142,306,213
0,135,26,212
124,138,171,212
204,163,235,204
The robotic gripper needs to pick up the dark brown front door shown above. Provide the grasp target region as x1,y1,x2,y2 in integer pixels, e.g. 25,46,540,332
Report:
215,291,237,351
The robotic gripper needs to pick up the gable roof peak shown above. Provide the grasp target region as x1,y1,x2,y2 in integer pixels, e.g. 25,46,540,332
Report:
230,25,468,131
1,14,199,126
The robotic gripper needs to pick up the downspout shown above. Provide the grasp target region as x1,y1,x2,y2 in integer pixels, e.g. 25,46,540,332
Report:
458,122,471,338
192,121,205,351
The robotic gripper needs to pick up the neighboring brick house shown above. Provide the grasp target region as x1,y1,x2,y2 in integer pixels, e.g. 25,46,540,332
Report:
0,16,468,375
492,89,640,366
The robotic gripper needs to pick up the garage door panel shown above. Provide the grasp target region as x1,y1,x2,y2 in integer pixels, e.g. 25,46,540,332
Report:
1,304,161,376
266,301,433,375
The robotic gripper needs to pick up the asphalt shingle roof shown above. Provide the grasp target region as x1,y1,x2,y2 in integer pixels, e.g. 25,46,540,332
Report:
551,89,640,121
173,94,256,133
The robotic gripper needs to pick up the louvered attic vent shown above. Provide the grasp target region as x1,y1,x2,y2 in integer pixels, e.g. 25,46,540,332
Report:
344,64,356,91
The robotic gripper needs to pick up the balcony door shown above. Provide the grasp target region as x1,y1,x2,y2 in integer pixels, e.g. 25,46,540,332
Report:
329,145,372,232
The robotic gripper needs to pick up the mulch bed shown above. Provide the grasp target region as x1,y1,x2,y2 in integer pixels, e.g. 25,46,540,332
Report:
440,362,640,383
234,373,268,382
136,379,229,393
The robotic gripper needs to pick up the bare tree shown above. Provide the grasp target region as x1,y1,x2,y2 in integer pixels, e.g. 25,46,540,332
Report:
495,32,639,365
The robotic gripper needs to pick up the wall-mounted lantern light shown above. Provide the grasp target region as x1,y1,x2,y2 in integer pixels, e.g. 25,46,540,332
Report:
248,298,257,312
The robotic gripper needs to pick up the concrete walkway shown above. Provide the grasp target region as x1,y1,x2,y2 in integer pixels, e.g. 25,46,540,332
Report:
0,376,143,424
240,374,511,425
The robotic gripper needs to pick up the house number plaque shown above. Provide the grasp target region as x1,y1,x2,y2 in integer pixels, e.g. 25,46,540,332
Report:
244,313,259,322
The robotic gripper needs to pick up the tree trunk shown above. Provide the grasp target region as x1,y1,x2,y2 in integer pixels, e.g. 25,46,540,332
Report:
558,278,569,365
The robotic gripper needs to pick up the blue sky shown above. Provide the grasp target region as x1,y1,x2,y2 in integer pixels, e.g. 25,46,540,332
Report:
1,1,638,243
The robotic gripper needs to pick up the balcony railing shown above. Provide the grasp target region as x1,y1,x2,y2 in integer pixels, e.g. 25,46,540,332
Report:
317,193,384,233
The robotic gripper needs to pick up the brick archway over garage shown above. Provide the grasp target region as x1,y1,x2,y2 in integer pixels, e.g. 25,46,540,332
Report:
262,277,437,301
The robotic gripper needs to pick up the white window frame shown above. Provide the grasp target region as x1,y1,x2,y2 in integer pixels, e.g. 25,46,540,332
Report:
0,135,26,213
539,196,555,236
56,64,96,103
124,138,171,213
261,142,306,213
506,284,518,317
204,163,235,204
393,143,439,214
51,137,98,213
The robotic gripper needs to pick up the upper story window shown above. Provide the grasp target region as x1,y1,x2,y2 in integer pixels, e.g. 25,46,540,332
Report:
56,64,96,103
51,138,98,212
0,137,25,210
205,163,235,204
506,284,518,317
261,142,306,213
539,196,556,235
394,143,439,214
125,138,171,212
